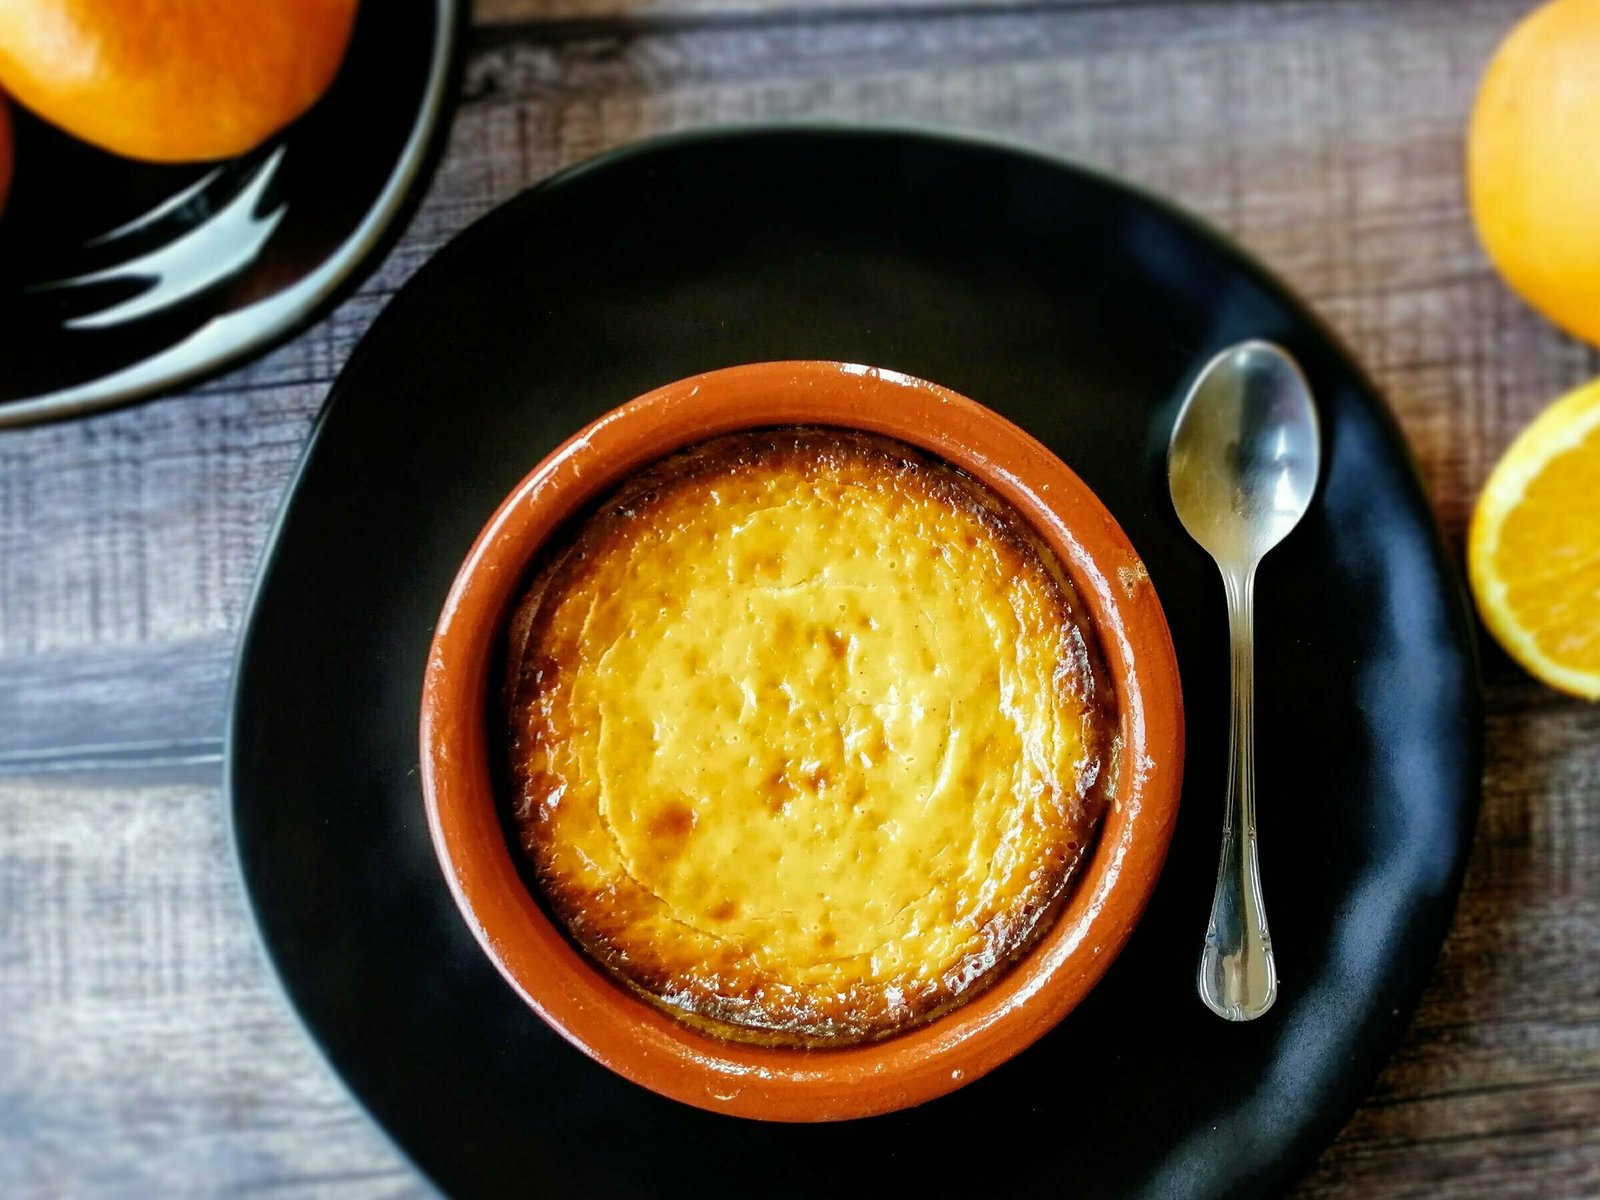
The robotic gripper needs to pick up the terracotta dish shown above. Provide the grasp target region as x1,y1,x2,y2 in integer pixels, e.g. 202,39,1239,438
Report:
504,426,1117,1046
420,360,1183,1121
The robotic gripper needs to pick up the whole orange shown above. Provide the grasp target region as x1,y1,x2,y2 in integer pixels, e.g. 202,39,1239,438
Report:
0,92,11,217
0,0,360,163
1468,0,1600,347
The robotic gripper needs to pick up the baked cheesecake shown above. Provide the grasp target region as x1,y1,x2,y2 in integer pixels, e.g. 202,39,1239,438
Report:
504,427,1115,1044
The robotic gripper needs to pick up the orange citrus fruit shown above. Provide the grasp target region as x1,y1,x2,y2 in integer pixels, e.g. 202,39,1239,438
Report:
0,91,12,217
0,0,360,163
1468,377,1600,699
1467,0,1600,347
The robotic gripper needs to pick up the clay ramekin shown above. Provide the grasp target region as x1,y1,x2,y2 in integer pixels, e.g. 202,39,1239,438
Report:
420,360,1183,1122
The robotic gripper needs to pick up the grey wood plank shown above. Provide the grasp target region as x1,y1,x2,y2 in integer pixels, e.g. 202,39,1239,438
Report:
0,383,320,659
3,0,1596,1196
475,0,1201,26
0,639,230,767
472,0,1439,28
0,778,426,1200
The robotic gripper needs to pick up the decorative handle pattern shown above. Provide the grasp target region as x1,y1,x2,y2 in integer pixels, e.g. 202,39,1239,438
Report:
1198,566,1278,1021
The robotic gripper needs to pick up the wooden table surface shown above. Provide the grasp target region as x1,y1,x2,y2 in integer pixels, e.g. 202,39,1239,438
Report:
4,0,1599,1195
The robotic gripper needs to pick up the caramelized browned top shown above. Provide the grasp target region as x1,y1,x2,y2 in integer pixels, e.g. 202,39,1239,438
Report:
505,428,1114,1043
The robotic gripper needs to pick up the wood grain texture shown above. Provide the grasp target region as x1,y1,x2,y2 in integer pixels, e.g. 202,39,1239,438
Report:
5,0,1599,1195
0,777,420,1199
476,0,1131,23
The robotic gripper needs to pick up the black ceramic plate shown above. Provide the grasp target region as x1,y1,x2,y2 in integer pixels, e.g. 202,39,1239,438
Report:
229,127,1482,1199
0,0,461,427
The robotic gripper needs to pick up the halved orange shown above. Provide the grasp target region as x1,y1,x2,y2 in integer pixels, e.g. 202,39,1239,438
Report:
0,0,359,163
1468,378,1600,699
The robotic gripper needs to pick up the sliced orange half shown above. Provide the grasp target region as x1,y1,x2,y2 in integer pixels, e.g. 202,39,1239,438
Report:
1468,377,1600,699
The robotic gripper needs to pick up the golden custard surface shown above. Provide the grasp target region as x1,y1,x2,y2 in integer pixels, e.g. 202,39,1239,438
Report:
507,429,1112,1043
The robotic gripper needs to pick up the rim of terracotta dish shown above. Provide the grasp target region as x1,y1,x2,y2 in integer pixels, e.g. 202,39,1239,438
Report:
420,361,1183,1122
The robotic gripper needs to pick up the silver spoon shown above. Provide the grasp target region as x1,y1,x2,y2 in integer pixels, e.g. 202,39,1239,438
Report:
1168,340,1320,1022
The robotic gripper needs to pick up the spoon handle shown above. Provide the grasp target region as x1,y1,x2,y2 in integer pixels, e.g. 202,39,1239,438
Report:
1198,567,1278,1021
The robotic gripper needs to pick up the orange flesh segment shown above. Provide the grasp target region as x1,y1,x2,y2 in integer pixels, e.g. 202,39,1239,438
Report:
1497,420,1600,671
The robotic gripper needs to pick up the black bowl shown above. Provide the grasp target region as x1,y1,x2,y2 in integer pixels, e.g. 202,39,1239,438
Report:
0,0,462,426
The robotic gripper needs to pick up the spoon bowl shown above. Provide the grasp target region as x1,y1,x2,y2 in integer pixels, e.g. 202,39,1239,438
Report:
1170,341,1321,572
